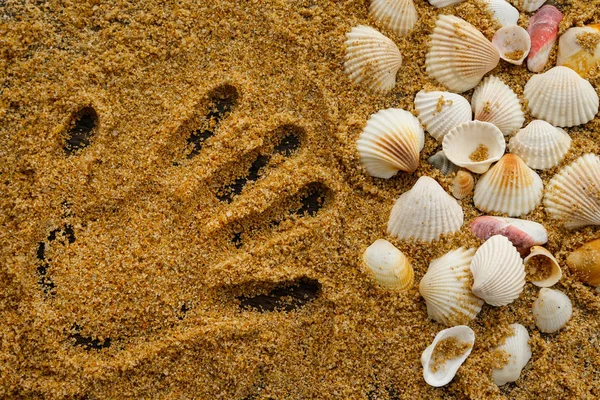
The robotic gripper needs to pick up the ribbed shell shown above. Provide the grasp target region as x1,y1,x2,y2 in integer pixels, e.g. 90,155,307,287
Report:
428,150,459,175
452,170,475,200
527,5,563,73
521,0,546,12
492,324,532,386
508,120,572,170
369,0,419,37
485,0,519,27
532,288,572,333
363,239,414,290
557,24,600,77
566,238,600,287
472,76,525,135
414,90,472,141
427,0,466,7
470,216,548,256
524,246,562,287
492,25,531,65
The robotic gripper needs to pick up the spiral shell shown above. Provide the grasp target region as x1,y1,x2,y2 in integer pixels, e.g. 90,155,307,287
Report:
452,170,475,200
508,120,572,170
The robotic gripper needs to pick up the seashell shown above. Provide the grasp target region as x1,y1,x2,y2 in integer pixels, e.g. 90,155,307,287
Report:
557,24,600,77
532,288,572,333
419,248,484,325
427,0,466,7
566,238,600,288
425,15,500,93
421,325,475,387
344,25,403,94
485,0,519,27
428,150,459,175
492,25,531,65
369,0,419,38
543,154,600,229
414,90,472,141
363,239,414,290
474,154,544,217
508,120,572,170
357,108,425,178
526,5,563,72
452,170,475,200
442,121,506,174
471,76,525,135
520,0,546,13
388,176,464,242
470,235,526,306
524,246,562,287
492,324,532,386
470,216,548,256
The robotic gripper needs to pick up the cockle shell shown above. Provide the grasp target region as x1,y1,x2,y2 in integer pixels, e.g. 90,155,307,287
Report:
520,0,546,13
357,108,425,178
472,75,525,135
474,154,544,217
388,176,464,242
369,0,419,38
532,288,572,333
344,25,403,93
421,325,475,387
524,246,562,287
470,216,548,256
419,248,484,325
527,5,563,72
544,154,600,229
452,170,475,200
425,15,500,93
492,25,531,65
470,234,526,306
363,239,414,290
414,90,472,141
485,0,519,27
557,24,600,77
508,120,572,170
427,0,466,7
566,239,600,288
428,150,459,175
492,324,532,386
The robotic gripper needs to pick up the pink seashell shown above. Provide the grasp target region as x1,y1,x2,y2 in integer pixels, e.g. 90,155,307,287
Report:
526,5,563,72
470,216,548,256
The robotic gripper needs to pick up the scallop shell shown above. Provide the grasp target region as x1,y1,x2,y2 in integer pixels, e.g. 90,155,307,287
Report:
414,90,472,141
524,246,562,287
566,238,600,288
492,25,531,65
363,239,414,290
470,234,526,306
452,170,475,200
422,325,475,387
543,153,600,229
508,120,571,171
520,0,546,12
388,176,464,242
419,248,484,325
532,288,572,333
344,25,403,94
369,0,419,38
425,15,500,93
471,76,525,136
524,66,599,127
427,0,466,7
492,324,532,386
470,216,548,256
428,150,459,175
357,108,425,178
527,5,563,73
557,24,600,77
485,0,519,27
442,121,506,174
474,154,544,217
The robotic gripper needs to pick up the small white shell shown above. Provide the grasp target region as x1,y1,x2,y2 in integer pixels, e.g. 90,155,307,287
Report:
485,0,519,27
452,170,475,200
428,150,459,175
369,0,419,37
492,25,531,65
344,25,403,93
357,108,425,178
508,120,572,170
387,176,464,242
472,76,525,135
363,239,414,290
521,0,546,12
427,0,466,7
524,246,562,287
532,288,573,333
524,66,599,127
557,25,600,77
469,216,548,256
492,324,532,386
414,90,473,141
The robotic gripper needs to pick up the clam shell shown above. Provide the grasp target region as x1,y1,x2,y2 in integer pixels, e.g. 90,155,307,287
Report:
425,15,500,93
527,5,563,73
524,246,562,287
452,170,475,200
470,216,548,256
532,288,572,333
428,150,459,175
369,0,419,38
363,239,414,290
508,120,572,170
492,324,532,386
427,0,466,7
344,25,403,93
492,25,531,65
485,0,519,27
557,24,600,77
387,176,464,242
419,248,484,325
566,238,600,288
472,75,525,135
357,108,425,178
543,153,600,229
470,234,526,306
474,154,544,217
524,66,599,127
414,90,472,141
521,0,546,12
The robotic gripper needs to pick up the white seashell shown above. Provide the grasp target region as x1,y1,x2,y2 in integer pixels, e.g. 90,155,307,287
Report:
492,324,532,386
520,0,546,12
369,0,419,38
414,90,472,141
471,76,525,136
388,176,464,242
485,0,519,27
421,325,475,387
470,234,526,306
524,66,599,127
524,246,562,287
470,216,548,256
474,154,544,217
344,25,403,94
532,288,573,333
363,239,414,290
427,0,466,7
492,25,531,65
425,15,500,93
357,108,425,178
419,248,484,326
543,153,600,229
508,120,571,170
452,170,475,200
428,150,459,175
442,121,506,174
557,25,600,77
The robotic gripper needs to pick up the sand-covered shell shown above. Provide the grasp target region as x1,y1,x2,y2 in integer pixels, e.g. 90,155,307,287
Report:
508,120,572,170
388,176,464,242
369,0,419,38
524,246,562,287
472,76,525,135
357,108,425,178
419,248,484,325
344,25,403,93
421,325,475,387
557,24,600,77
485,0,519,27
524,66,599,127
425,15,500,93
527,5,563,73
532,288,572,333
363,239,414,290
543,154,600,229
414,90,472,141
428,150,459,175
474,154,544,217
470,216,548,256
492,25,531,65
492,324,532,386
427,0,466,7
452,170,475,200
566,238,600,288
470,234,526,306
521,0,546,12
